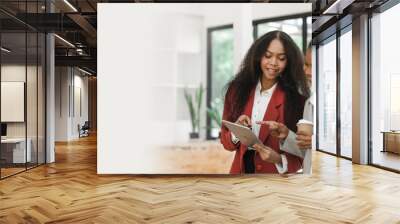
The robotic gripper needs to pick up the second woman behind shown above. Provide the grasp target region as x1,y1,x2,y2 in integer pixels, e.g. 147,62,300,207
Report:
220,30,310,174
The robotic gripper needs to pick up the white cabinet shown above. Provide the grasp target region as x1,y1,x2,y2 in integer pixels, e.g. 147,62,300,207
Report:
1,138,32,163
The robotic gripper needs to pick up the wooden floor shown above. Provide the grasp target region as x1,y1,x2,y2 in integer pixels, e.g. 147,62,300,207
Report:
0,167,26,178
1,163,45,178
372,150,400,171
1,135,400,223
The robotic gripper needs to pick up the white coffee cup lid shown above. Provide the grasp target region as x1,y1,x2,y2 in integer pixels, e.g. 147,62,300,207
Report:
297,119,313,125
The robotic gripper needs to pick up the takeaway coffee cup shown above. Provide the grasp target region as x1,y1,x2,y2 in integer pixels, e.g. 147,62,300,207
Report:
297,119,313,135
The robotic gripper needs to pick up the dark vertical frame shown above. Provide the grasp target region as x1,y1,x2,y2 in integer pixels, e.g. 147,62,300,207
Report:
206,24,233,140
24,0,28,171
315,44,319,151
206,27,212,140
36,0,39,168
367,11,373,166
72,68,75,118
336,28,341,157
68,70,71,118
302,17,308,53
44,0,47,165
253,24,258,42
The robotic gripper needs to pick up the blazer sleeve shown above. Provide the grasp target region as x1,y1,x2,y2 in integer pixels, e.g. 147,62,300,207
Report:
220,89,240,151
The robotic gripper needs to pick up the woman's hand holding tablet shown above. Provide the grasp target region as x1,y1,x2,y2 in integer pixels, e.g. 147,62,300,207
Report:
222,120,261,147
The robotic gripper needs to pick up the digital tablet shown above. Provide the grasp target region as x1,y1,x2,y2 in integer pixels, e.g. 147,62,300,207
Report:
222,120,261,146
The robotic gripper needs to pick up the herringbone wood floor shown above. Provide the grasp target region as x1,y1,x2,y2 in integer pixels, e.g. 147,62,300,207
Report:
1,134,400,223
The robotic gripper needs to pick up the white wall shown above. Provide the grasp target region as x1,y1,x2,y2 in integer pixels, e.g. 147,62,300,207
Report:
55,67,69,141
75,71,89,137
55,67,89,141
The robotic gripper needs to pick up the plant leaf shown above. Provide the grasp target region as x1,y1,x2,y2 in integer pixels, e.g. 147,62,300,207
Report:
184,88,196,132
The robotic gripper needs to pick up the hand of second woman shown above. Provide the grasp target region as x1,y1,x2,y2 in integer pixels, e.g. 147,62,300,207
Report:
256,121,289,140
253,143,282,164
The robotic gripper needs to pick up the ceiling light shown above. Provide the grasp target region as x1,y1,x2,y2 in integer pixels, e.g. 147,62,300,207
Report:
76,48,85,55
1,47,11,53
54,34,75,48
323,0,354,15
323,0,341,14
63,0,78,12
78,67,93,76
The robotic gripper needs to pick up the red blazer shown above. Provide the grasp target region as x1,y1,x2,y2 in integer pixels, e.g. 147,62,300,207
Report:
220,84,303,174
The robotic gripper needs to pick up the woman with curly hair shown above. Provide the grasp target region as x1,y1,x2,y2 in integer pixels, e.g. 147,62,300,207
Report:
220,30,310,174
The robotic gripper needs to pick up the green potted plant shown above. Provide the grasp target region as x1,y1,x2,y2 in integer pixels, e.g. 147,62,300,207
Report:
184,83,204,139
207,98,223,138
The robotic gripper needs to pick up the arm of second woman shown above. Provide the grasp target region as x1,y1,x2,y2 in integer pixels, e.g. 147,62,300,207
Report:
253,143,302,173
253,143,287,174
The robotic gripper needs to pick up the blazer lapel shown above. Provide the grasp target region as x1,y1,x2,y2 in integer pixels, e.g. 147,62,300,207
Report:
258,84,285,143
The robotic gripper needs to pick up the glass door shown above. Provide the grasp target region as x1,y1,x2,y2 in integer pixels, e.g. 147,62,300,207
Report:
339,27,352,159
317,35,337,155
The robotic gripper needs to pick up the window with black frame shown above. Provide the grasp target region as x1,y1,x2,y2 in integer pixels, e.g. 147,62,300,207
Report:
254,14,312,52
317,35,337,156
314,23,353,159
206,25,234,140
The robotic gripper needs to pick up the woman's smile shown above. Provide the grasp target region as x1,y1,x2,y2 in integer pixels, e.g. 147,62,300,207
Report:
267,67,279,73
263,66,281,78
